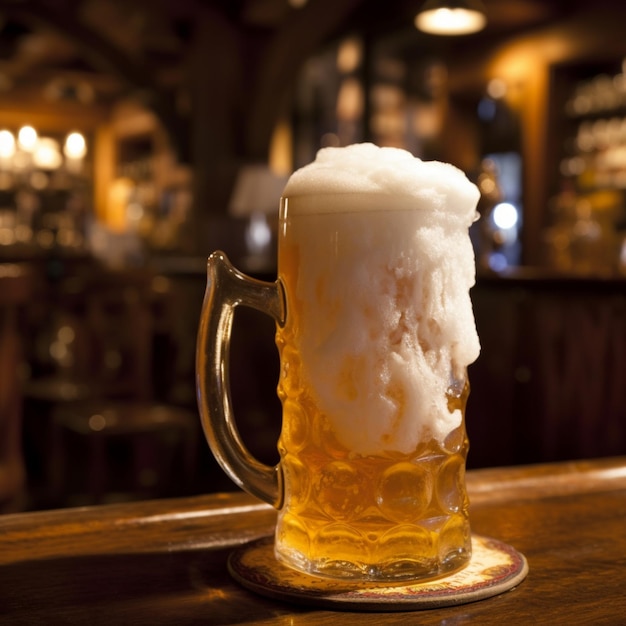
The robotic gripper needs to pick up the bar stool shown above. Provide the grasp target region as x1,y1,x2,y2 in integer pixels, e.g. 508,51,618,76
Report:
50,401,197,504
44,269,199,506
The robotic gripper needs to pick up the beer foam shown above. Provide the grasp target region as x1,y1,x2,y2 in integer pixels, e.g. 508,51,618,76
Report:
281,143,480,455
283,143,479,225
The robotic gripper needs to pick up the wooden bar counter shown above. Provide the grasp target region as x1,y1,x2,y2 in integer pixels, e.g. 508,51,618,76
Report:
2,457,626,624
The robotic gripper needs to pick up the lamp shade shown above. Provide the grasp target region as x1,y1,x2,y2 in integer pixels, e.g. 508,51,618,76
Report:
228,165,288,217
415,0,487,35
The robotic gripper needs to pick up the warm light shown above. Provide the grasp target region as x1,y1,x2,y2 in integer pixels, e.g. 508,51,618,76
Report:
337,37,362,74
493,202,519,230
30,171,49,190
107,177,135,232
487,78,507,99
336,77,364,121
18,126,38,151
64,132,87,159
415,0,486,35
88,414,107,432
269,120,293,176
0,130,16,158
33,138,63,170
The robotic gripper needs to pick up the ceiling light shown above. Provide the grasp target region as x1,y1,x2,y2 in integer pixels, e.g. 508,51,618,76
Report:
18,126,38,152
415,0,487,36
33,138,62,170
0,130,16,158
64,132,87,159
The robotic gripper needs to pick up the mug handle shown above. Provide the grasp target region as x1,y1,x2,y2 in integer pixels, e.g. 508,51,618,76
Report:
196,251,286,508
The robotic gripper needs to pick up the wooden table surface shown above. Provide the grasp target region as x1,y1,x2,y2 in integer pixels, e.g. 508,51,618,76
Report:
2,457,626,625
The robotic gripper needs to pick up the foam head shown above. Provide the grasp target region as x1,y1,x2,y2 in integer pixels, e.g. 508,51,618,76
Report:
282,143,480,226
279,143,481,454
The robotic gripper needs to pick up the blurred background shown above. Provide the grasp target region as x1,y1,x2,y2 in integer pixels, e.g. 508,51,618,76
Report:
1,0,626,513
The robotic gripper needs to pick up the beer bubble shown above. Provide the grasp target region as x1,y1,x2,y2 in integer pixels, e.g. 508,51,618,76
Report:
281,455,310,510
315,461,366,520
276,512,310,563
313,523,369,576
376,462,433,523
436,456,468,514
377,524,434,572
279,399,309,451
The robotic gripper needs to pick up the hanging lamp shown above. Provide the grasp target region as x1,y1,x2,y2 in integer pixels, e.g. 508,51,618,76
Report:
415,0,487,35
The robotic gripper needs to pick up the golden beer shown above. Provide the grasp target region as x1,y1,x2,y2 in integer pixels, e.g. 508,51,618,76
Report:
197,143,480,583
274,203,473,581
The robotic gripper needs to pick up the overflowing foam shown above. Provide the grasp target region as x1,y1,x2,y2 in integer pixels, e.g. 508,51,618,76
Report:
283,143,479,223
280,143,480,455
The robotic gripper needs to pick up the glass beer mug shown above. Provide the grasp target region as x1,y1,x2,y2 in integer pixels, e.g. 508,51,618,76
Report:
196,145,480,583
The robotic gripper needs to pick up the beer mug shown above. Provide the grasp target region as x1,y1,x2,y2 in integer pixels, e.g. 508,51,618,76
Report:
197,144,480,582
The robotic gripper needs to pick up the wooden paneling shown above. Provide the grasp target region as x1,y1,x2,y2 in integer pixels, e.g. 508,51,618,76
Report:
468,273,626,467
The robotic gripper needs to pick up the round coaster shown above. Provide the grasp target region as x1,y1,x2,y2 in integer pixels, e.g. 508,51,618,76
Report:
227,534,528,612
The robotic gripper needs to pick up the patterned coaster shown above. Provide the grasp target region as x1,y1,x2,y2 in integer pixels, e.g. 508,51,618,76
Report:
228,534,528,612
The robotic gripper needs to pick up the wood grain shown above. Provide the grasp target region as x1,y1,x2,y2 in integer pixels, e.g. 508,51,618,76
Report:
2,457,626,625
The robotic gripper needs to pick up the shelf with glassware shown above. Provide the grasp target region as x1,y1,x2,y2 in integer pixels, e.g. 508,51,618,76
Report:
544,59,626,276
0,125,92,260
90,104,193,268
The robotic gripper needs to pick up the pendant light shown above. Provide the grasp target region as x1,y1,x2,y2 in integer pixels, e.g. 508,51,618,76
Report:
415,0,487,36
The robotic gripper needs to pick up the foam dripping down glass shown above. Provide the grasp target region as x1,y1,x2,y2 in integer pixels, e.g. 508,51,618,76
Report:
197,143,481,582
